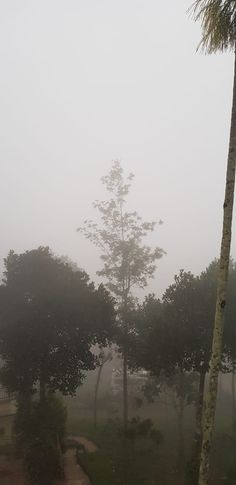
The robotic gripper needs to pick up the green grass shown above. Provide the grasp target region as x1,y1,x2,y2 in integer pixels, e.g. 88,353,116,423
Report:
72,419,181,485
65,388,236,485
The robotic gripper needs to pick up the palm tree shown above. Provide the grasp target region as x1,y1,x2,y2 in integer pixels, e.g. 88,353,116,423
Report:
190,2,236,485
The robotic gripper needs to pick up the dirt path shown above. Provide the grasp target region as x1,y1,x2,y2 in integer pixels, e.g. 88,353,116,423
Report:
68,436,97,453
63,436,97,484
0,454,25,485
64,448,91,485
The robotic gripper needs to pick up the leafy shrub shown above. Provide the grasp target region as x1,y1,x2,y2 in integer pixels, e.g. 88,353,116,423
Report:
15,393,67,483
15,393,67,450
26,442,63,485
79,417,164,485
126,416,163,445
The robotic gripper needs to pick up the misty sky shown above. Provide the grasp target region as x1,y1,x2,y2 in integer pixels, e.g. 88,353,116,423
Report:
0,0,235,298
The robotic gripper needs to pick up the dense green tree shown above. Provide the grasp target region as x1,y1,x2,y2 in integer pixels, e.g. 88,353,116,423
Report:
191,2,236,483
223,261,236,432
18,394,67,485
129,266,213,477
129,272,212,481
129,268,214,380
78,161,165,433
0,247,115,399
143,370,198,471
130,262,236,483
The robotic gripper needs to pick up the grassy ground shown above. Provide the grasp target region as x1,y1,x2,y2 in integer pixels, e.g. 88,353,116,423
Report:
65,379,236,485
73,419,174,485
69,419,236,485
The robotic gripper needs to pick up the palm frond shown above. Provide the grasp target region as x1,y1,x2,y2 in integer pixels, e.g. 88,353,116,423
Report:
189,0,236,53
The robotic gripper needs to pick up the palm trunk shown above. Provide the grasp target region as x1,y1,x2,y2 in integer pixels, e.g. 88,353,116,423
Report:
198,50,236,485
196,370,206,443
94,363,103,429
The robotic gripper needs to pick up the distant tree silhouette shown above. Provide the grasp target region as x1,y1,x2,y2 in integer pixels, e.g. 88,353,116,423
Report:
78,161,165,434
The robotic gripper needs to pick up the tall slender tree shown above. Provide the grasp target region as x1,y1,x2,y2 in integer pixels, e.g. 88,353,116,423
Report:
93,347,112,429
191,2,236,484
78,161,164,433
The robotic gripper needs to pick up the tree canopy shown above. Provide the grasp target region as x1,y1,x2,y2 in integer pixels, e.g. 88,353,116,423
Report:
191,0,236,53
78,160,165,301
129,261,236,379
0,247,115,397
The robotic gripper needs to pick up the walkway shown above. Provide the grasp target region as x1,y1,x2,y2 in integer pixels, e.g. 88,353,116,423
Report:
68,436,97,453
64,435,97,485
64,448,91,485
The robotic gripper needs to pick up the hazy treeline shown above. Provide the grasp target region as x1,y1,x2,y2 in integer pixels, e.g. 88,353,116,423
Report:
0,162,236,484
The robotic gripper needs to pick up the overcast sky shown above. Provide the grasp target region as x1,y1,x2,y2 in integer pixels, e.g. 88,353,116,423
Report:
0,0,235,298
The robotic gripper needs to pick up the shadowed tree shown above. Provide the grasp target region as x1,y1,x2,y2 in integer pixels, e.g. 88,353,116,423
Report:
223,261,236,433
129,270,214,411
143,370,198,472
0,247,115,401
190,2,236,484
78,161,165,434
129,272,211,478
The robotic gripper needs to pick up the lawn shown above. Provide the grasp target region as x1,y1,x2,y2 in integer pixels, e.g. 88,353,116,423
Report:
65,383,236,485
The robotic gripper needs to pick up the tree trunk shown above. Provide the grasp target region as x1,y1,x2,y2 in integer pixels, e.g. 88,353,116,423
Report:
94,363,103,429
232,365,236,434
177,395,185,470
15,390,32,444
122,324,129,485
122,291,129,436
39,374,46,404
123,342,128,435
198,50,236,485
186,369,206,485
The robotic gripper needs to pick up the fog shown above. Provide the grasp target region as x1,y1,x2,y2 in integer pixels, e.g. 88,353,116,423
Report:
2,3,236,484
0,0,235,296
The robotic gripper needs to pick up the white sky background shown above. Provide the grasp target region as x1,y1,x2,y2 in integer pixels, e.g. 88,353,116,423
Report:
0,0,235,298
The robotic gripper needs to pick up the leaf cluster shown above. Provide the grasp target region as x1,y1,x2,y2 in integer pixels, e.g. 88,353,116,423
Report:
77,161,165,299
0,247,115,396
191,0,236,52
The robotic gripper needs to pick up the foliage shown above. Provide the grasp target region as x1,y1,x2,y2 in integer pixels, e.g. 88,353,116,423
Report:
78,161,165,301
15,394,66,485
25,443,62,485
190,0,236,53
143,371,198,411
78,161,165,432
126,416,163,446
0,247,115,396
129,261,236,482
15,394,67,450
129,262,227,377
223,261,236,368
78,417,164,485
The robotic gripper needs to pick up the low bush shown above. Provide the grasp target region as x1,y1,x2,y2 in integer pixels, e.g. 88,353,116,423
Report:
15,393,67,484
79,417,164,485
26,442,63,485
